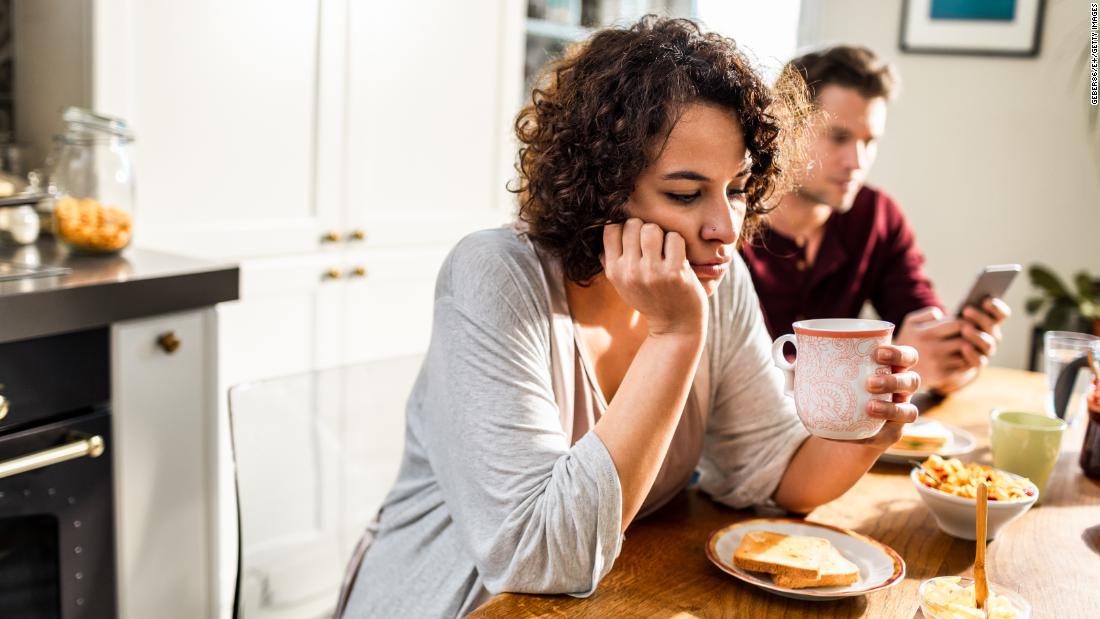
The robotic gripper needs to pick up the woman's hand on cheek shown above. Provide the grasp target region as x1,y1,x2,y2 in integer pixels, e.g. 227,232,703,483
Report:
602,219,707,337
857,344,920,450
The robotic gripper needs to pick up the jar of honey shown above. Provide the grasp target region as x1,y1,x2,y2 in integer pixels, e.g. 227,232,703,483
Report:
1080,378,1100,479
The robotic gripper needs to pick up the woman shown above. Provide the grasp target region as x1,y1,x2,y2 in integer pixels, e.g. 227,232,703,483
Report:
340,16,919,618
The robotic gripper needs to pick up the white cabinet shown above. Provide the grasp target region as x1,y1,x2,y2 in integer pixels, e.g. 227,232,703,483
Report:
91,0,516,260
111,309,219,619
217,253,348,387
230,367,346,619
344,1,517,248
341,246,449,364
94,0,342,259
213,244,448,617
84,2,528,616
228,353,421,619
217,245,449,383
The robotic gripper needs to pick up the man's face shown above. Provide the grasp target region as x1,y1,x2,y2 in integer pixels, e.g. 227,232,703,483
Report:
797,85,888,212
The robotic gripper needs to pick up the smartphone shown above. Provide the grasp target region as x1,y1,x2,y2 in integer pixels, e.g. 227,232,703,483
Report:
955,264,1022,317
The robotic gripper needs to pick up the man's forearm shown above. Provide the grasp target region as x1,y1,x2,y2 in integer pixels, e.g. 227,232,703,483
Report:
772,436,884,513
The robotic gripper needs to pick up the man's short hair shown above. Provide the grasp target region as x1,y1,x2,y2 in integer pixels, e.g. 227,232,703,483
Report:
787,45,899,101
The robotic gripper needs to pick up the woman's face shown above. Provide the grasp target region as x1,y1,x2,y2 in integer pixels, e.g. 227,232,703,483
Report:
624,101,750,296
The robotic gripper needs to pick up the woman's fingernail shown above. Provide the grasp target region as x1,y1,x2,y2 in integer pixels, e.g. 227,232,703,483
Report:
877,349,896,363
870,400,888,414
869,377,886,389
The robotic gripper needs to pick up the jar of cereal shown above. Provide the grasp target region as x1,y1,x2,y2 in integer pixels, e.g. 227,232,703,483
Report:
51,107,135,254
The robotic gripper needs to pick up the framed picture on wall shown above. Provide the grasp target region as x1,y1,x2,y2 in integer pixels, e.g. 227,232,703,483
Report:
899,0,1046,57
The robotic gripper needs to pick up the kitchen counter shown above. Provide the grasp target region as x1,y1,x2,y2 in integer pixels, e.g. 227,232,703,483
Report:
0,239,239,344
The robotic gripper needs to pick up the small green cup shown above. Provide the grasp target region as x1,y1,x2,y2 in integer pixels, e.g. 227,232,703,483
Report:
990,410,1067,503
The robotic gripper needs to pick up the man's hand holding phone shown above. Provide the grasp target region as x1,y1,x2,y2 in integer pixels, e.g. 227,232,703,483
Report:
895,307,971,392
896,300,1008,393
959,297,1011,361
896,265,1017,394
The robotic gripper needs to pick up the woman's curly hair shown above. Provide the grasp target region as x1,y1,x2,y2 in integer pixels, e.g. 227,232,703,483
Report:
511,15,811,284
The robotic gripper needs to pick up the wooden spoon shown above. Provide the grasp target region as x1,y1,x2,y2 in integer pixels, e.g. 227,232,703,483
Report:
975,481,989,614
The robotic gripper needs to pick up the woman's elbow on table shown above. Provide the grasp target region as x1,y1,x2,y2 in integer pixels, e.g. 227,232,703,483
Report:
772,494,817,516
474,513,621,596
468,484,622,597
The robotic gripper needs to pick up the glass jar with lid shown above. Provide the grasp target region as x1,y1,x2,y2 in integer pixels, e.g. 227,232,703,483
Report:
51,107,135,253
27,134,67,233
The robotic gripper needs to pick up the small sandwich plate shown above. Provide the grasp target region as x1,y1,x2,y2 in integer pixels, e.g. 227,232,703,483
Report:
706,518,905,601
879,419,976,464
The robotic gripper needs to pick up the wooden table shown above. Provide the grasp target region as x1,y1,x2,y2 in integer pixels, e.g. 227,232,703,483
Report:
470,368,1100,617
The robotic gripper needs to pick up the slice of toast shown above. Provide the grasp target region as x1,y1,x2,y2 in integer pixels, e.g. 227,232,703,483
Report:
732,531,830,580
772,544,860,589
892,421,951,452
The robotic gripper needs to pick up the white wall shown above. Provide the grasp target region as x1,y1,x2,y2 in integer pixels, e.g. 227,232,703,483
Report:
800,0,1100,369
697,0,802,80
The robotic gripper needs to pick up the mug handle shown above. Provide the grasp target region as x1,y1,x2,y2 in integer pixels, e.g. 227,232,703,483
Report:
771,334,797,396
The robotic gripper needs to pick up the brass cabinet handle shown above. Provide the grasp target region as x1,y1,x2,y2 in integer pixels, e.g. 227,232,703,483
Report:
0,395,8,420
349,229,367,241
157,332,181,354
323,268,343,280
321,230,341,243
0,434,105,480
349,265,367,278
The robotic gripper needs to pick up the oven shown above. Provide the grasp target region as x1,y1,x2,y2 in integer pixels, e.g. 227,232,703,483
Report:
0,328,116,618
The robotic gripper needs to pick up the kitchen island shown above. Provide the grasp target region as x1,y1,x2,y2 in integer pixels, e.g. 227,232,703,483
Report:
0,238,238,618
0,238,237,344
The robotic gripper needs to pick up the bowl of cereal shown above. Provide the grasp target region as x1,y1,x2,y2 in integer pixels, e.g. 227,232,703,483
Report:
919,576,1030,619
911,455,1038,540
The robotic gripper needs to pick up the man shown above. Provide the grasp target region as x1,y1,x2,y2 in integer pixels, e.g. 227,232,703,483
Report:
740,45,1009,394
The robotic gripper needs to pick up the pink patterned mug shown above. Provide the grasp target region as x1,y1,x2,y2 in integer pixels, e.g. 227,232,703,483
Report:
771,319,895,440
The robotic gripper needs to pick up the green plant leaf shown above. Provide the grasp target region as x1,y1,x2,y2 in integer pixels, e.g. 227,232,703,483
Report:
1080,299,1100,320
1025,296,1045,315
1075,271,1098,301
1029,264,1072,300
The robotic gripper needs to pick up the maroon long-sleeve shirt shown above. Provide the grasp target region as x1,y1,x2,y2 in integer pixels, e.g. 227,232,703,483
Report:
740,185,944,339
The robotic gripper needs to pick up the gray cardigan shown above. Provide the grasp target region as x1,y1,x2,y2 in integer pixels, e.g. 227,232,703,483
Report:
342,226,809,617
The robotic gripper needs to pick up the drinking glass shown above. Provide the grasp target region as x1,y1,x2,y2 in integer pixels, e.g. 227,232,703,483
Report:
1043,331,1100,421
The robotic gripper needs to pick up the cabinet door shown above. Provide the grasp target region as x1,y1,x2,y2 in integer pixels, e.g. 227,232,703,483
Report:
338,246,441,546
93,0,346,259
218,253,350,387
344,1,513,249
111,309,217,619
214,252,347,617
227,355,422,619
339,354,423,555
340,246,448,364
230,367,345,619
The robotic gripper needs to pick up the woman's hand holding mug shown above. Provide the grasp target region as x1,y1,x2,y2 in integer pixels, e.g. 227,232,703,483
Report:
859,343,921,450
772,319,920,446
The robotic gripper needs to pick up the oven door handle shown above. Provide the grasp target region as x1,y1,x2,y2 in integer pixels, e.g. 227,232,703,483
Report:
0,434,105,480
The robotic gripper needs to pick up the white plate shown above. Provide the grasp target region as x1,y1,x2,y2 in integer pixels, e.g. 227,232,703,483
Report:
878,419,976,464
705,518,905,601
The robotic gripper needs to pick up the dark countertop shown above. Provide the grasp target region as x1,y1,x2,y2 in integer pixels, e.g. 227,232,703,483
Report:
0,239,239,344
